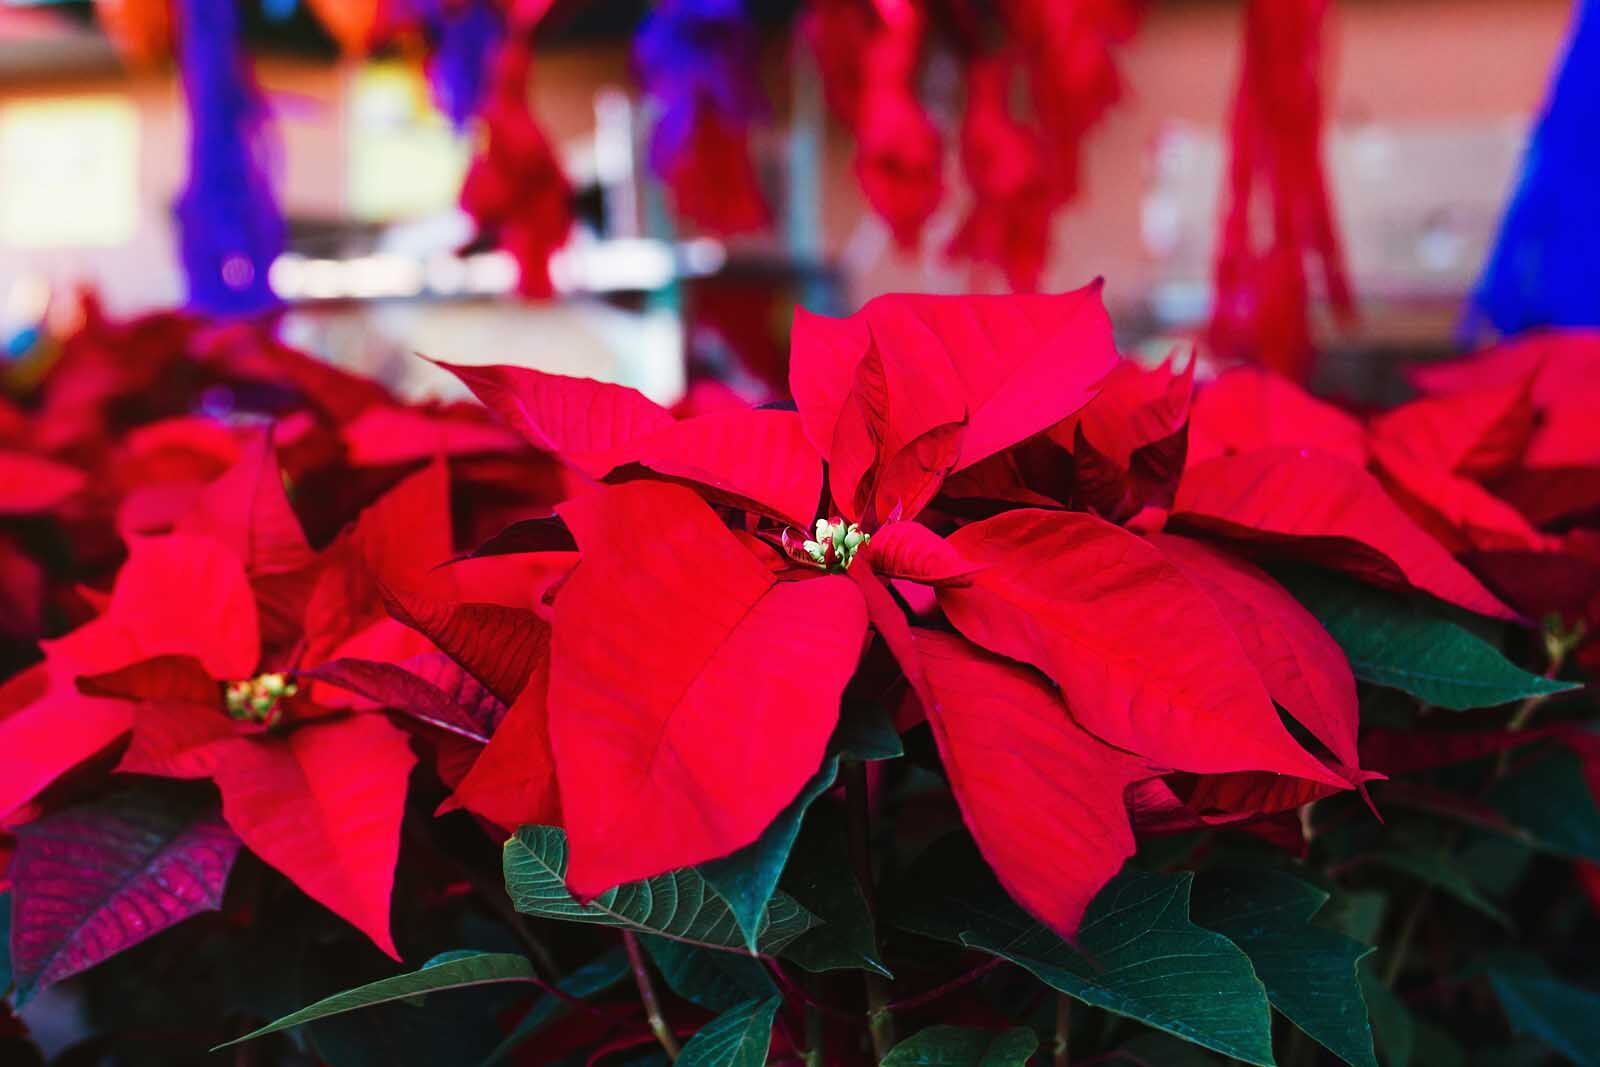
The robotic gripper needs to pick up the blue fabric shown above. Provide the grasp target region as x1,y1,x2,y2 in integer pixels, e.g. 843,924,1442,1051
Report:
175,0,284,317
415,0,504,131
633,0,762,174
1469,0,1600,336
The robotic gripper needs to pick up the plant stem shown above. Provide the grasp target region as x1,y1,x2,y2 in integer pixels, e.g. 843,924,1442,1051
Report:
1053,994,1071,1067
623,931,679,1061
843,759,896,1061
883,957,1004,1012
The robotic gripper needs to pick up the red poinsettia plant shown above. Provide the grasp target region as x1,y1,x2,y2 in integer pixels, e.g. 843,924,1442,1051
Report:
2,287,1597,1066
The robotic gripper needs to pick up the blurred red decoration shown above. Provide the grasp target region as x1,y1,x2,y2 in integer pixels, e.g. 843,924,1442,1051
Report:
1207,0,1352,380
94,0,173,67
306,0,386,56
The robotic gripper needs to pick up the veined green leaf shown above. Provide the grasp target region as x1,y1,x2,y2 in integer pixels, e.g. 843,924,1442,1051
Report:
1281,572,1577,710
215,952,537,1050
503,826,817,954
1487,746,1600,862
1191,868,1377,1067
1489,968,1600,1067
640,936,775,1013
880,1025,1038,1065
896,838,1274,1066
701,757,840,953
676,996,781,1067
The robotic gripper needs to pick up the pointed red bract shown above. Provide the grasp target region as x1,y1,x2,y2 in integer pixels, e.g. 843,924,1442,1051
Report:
174,432,315,578
0,451,88,515
939,509,1344,784
210,714,415,959
606,408,823,527
912,630,1151,939
436,360,672,476
443,667,561,831
550,482,867,896
862,521,983,585
1148,533,1364,774
1172,448,1515,619
1186,367,1365,467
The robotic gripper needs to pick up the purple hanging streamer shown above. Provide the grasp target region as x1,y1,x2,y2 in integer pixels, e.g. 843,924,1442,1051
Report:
175,0,284,317
633,0,764,177
407,0,505,131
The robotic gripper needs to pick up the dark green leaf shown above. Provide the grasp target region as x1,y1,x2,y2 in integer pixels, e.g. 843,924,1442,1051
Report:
1359,964,1413,1067
1281,573,1577,710
481,948,629,1067
503,826,817,954
1489,970,1600,1067
778,804,891,977
640,936,775,1012
1487,747,1600,862
1,891,11,994
1116,1032,1225,1066
897,838,1274,1066
1366,849,1510,927
216,952,537,1049
831,700,905,761
701,757,840,953
1191,868,1377,1067
675,996,781,1067
880,1025,1038,1065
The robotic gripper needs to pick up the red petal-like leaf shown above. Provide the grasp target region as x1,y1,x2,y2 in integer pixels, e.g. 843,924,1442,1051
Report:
441,664,560,831
211,714,416,958
1057,355,1194,467
0,451,86,515
1171,448,1515,620
604,408,823,527
174,432,315,578
110,534,261,679
9,787,241,1001
77,654,218,704
912,630,1151,939
435,360,673,476
1369,438,1548,554
550,482,867,896
939,510,1344,784
380,587,548,707
1147,533,1363,772
862,521,983,586
1186,368,1366,468
1368,378,1536,479
304,655,503,743
341,405,525,466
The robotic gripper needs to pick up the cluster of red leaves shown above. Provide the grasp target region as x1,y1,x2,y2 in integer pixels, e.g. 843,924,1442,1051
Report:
1,283,1563,1011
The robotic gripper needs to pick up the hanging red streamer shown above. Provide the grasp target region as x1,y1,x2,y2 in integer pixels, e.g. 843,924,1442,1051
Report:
946,53,1051,291
1004,0,1141,206
458,2,572,299
1207,0,1352,380
809,0,943,249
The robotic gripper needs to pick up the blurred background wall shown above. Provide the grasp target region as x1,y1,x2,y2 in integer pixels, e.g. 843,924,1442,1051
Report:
0,0,1576,400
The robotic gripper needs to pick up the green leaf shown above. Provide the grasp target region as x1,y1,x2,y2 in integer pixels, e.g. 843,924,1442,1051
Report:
897,838,1274,1066
701,757,840,953
879,1025,1038,1065
1489,970,1600,1067
1191,868,1377,1067
1280,572,1577,710
778,804,891,977
1366,848,1510,927
1487,747,1600,862
831,700,905,761
503,826,817,954
1359,964,1413,1067
1,891,11,994
480,948,629,1067
676,996,781,1067
216,952,538,1050
640,936,775,1013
